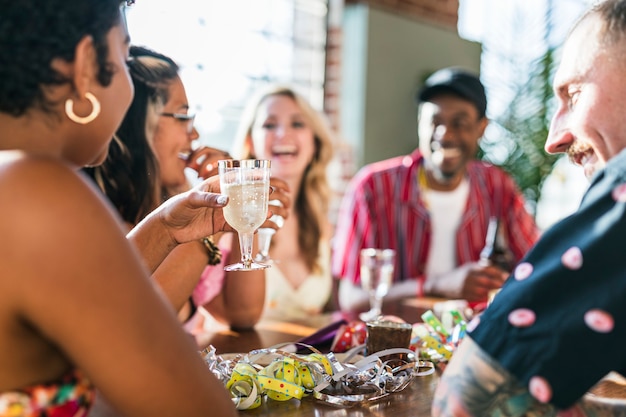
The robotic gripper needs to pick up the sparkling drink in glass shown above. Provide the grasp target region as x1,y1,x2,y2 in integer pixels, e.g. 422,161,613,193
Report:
359,248,396,322
218,159,271,271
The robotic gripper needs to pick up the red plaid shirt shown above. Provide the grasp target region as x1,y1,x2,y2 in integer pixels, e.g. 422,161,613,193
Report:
331,149,539,295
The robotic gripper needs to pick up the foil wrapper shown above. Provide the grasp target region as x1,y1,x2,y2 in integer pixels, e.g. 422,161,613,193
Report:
411,309,467,364
201,342,434,410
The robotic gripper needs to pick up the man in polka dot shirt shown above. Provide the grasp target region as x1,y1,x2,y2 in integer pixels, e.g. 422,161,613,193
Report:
433,0,626,415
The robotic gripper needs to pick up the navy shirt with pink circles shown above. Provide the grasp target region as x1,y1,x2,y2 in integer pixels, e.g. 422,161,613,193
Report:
470,149,626,410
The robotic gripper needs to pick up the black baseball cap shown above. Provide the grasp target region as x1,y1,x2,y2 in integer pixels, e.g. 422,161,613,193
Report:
417,67,487,118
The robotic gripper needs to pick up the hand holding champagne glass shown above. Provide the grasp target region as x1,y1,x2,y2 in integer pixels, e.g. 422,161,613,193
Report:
218,159,271,271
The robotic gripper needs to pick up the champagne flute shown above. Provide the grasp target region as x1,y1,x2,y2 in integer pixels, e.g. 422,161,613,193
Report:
254,200,284,264
218,159,271,271
359,248,396,322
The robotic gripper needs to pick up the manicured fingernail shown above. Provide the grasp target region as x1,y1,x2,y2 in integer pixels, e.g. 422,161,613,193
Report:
217,195,228,205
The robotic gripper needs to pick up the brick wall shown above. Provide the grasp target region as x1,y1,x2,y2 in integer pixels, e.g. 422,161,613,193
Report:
324,1,354,226
345,0,459,29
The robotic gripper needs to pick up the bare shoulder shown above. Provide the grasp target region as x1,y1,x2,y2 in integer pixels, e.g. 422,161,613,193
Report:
0,152,122,246
0,152,131,298
0,152,139,385
0,152,110,210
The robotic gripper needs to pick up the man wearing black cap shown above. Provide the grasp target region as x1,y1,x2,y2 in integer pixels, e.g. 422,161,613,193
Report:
332,67,538,312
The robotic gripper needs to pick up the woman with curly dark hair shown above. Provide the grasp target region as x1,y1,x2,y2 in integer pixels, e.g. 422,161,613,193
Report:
0,1,237,416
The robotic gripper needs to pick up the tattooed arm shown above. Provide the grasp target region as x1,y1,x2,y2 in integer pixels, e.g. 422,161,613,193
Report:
431,336,626,417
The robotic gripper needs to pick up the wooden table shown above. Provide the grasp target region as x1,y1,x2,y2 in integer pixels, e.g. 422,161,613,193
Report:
197,305,441,417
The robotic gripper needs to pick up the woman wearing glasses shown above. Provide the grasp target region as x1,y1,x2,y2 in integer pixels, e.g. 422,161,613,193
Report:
84,46,289,329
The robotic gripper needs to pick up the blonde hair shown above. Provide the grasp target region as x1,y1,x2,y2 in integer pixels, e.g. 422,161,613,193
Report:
232,85,335,273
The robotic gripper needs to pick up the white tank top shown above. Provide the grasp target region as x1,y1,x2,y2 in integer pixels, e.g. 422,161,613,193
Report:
423,179,470,277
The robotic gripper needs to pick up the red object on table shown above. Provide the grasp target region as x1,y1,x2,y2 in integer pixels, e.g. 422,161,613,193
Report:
330,320,367,353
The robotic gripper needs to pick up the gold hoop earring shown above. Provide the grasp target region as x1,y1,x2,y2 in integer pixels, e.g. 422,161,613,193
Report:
65,92,101,125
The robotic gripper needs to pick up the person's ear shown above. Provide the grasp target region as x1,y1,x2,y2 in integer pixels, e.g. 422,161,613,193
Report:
71,35,98,97
477,117,489,138
48,35,98,118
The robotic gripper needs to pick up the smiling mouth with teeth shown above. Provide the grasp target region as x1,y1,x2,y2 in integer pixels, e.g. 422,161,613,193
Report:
437,148,462,158
272,145,297,156
431,142,462,158
178,151,191,161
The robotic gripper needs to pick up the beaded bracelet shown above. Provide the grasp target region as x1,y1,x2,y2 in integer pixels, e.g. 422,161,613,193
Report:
201,236,222,266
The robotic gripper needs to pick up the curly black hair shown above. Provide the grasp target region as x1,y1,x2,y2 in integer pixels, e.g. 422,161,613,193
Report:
84,45,180,225
0,0,126,116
